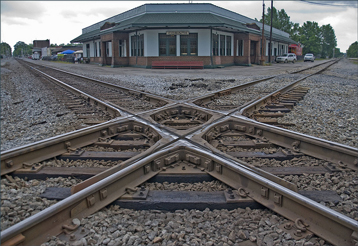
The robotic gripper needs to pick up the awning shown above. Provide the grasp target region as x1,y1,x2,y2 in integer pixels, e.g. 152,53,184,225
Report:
61,50,75,54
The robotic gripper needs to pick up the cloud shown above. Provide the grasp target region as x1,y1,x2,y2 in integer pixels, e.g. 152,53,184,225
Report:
1,1,46,21
60,10,79,19
82,6,134,19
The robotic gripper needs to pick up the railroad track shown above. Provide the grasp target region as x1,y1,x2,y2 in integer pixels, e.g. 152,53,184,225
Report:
1,58,357,246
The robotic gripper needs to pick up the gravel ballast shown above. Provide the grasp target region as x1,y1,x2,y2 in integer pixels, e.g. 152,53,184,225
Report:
1,57,357,246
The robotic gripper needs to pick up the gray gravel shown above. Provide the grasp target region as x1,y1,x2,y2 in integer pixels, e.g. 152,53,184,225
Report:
1,59,91,151
41,182,328,246
1,176,82,230
277,59,358,148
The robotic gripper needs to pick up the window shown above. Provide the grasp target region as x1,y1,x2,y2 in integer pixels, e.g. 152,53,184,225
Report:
86,44,90,58
238,40,244,56
159,34,176,56
106,42,112,57
220,35,225,56
213,34,232,56
139,35,144,56
226,36,231,56
131,36,136,56
94,42,98,57
131,34,144,57
212,34,218,56
119,40,126,57
180,33,197,56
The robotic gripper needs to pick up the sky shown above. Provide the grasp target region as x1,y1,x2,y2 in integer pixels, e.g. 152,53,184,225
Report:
1,1,357,52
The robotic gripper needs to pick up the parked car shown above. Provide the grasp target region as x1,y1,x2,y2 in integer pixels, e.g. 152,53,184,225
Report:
276,53,297,63
304,53,315,62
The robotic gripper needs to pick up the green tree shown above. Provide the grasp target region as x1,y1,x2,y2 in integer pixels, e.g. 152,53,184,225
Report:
347,41,358,58
333,48,343,58
260,6,299,40
321,24,337,58
0,42,12,57
298,21,322,55
13,41,32,57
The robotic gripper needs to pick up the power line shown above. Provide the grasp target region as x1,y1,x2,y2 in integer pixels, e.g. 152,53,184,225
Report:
300,0,358,8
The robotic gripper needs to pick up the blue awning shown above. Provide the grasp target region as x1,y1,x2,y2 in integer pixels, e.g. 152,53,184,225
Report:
61,50,75,54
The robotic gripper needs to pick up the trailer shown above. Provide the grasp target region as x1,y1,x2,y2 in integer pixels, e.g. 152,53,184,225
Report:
32,52,40,60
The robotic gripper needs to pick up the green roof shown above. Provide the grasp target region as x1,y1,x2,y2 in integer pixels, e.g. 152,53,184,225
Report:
71,12,296,44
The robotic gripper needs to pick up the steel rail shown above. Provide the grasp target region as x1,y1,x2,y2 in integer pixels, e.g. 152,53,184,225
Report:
28,65,123,119
4,58,355,245
0,146,172,245
291,58,338,74
188,59,336,108
239,58,341,118
190,76,275,106
19,59,173,107
182,141,358,246
191,116,358,171
0,119,171,176
2,141,357,245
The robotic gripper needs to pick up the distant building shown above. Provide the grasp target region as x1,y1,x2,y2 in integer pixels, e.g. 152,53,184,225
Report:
33,40,50,48
71,3,297,68
32,39,50,58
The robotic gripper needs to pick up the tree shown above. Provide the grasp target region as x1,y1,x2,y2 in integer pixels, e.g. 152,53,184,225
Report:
298,21,322,55
13,41,32,57
259,6,299,40
321,24,337,58
0,42,12,57
333,48,343,58
347,41,358,58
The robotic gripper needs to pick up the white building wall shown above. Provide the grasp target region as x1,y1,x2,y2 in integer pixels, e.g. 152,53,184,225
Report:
197,29,211,56
83,43,88,57
142,30,159,56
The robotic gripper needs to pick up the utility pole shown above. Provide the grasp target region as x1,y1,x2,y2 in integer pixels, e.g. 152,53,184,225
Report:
269,0,273,63
260,0,265,65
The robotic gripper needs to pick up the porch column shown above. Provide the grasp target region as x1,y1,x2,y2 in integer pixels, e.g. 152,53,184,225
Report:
255,41,260,64
111,39,116,67
101,41,106,66
244,38,251,65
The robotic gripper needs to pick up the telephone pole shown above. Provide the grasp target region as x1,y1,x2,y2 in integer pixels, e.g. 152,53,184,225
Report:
260,0,265,65
269,0,273,63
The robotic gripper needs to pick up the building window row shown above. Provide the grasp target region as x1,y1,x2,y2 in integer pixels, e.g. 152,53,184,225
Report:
237,40,244,56
85,34,265,58
180,33,198,56
213,34,232,56
158,33,198,56
131,34,144,57
159,34,176,56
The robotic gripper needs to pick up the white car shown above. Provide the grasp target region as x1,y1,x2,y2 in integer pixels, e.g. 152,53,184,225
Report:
304,53,315,62
276,53,297,63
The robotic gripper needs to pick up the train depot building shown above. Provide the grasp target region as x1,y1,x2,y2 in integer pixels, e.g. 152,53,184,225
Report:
71,3,297,68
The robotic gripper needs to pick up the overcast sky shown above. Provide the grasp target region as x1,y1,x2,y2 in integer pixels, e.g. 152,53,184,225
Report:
1,1,357,52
